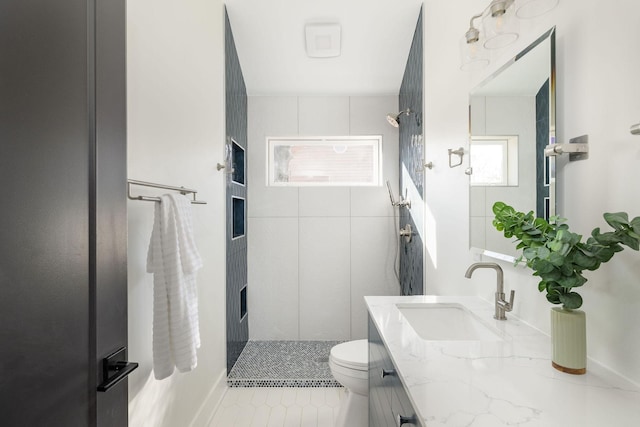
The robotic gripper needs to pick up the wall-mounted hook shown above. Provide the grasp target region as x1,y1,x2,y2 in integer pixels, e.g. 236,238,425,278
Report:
216,162,234,173
465,167,473,176
425,161,434,170
448,147,465,168
631,123,640,135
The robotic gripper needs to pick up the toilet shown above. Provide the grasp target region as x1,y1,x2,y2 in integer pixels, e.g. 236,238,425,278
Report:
329,339,369,427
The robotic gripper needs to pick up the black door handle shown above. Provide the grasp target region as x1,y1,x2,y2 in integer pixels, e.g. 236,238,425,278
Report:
97,347,138,392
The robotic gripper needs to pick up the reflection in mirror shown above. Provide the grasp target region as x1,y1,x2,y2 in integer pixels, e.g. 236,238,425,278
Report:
469,27,555,259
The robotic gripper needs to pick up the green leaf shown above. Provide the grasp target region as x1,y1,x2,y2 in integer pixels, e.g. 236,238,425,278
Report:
560,292,583,309
603,212,629,230
560,263,574,276
539,268,562,281
557,273,584,288
523,248,537,260
620,233,640,251
538,280,547,292
592,230,621,245
590,246,617,263
546,292,561,304
548,252,564,267
532,259,555,274
555,229,568,243
571,250,597,268
492,201,506,214
537,246,551,259
548,240,566,253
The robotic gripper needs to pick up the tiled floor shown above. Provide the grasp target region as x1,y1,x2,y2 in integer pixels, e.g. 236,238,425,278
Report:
208,387,345,427
228,341,343,387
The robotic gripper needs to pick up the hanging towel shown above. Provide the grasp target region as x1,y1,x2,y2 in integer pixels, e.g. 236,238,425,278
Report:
147,193,203,380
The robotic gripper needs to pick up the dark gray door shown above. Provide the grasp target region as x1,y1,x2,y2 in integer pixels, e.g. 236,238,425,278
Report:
0,0,128,425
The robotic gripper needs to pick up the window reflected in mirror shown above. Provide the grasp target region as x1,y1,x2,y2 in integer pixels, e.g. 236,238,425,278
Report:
470,136,519,187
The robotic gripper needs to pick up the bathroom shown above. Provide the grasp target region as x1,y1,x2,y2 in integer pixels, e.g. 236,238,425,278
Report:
3,0,640,426
129,1,640,425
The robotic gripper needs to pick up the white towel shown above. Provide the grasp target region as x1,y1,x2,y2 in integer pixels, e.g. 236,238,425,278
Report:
147,194,203,380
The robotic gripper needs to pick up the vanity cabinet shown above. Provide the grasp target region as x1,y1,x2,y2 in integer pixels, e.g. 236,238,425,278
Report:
369,316,421,427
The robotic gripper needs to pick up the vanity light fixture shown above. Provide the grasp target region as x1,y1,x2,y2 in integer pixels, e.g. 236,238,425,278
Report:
460,13,490,71
482,0,519,50
460,0,559,70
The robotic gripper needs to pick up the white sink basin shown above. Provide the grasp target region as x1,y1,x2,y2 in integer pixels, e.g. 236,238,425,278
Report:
396,303,504,341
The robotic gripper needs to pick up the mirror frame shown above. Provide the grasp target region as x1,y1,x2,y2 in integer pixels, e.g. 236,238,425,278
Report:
468,27,556,262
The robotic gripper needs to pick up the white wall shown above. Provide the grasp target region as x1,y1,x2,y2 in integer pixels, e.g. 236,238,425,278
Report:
248,96,400,341
126,1,227,426
424,0,640,385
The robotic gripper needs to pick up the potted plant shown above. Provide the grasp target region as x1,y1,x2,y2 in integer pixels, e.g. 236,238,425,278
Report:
492,201,640,374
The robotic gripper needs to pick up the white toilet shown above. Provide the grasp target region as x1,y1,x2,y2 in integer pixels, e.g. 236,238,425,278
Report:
329,339,369,427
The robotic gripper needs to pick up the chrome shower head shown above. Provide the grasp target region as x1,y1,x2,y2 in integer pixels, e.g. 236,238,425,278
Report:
386,108,413,127
386,113,401,128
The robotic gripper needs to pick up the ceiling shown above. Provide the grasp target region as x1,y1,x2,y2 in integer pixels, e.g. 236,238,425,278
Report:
224,0,423,96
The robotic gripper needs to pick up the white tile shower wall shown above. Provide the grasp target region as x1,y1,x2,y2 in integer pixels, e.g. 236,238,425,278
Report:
298,97,350,135
248,96,400,341
423,0,640,385
249,218,300,340
299,217,351,340
247,96,299,218
350,217,399,338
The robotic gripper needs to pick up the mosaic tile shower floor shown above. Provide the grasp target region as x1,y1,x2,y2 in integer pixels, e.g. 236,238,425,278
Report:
228,341,343,387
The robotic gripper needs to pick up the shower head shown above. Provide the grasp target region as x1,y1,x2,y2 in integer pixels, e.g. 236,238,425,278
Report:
386,108,417,127
386,113,401,128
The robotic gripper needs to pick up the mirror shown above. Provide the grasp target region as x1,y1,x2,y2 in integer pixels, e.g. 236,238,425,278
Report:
469,28,556,259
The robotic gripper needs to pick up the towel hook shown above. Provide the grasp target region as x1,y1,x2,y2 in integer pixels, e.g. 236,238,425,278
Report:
448,147,465,168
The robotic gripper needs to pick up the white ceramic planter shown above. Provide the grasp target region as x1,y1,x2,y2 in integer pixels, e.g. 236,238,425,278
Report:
550,307,586,374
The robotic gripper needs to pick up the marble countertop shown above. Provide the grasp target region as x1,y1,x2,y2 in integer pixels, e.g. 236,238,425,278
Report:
365,295,640,427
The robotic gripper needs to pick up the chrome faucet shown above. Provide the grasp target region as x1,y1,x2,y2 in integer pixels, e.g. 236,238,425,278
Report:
465,262,515,320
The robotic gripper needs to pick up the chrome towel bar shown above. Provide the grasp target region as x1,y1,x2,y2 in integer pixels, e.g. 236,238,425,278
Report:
127,179,207,204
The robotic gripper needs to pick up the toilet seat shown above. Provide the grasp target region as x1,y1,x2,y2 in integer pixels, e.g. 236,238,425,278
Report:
330,339,368,371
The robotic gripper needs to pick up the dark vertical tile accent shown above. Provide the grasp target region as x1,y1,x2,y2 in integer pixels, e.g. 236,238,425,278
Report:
225,8,249,373
399,8,424,296
536,79,550,219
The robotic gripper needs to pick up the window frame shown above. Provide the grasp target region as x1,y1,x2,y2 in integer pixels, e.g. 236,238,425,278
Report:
469,135,519,187
266,135,383,187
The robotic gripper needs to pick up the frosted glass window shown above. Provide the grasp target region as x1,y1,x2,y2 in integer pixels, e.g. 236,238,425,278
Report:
470,136,518,186
267,136,382,186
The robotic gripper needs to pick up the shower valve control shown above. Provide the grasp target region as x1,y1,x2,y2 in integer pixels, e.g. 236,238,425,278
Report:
399,224,413,243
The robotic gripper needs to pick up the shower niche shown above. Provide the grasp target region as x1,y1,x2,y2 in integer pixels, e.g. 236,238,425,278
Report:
240,285,247,320
231,139,245,185
232,196,245,239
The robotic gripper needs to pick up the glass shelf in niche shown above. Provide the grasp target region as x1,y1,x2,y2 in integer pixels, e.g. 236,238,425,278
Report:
231,139,245,185
232,196,245,239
